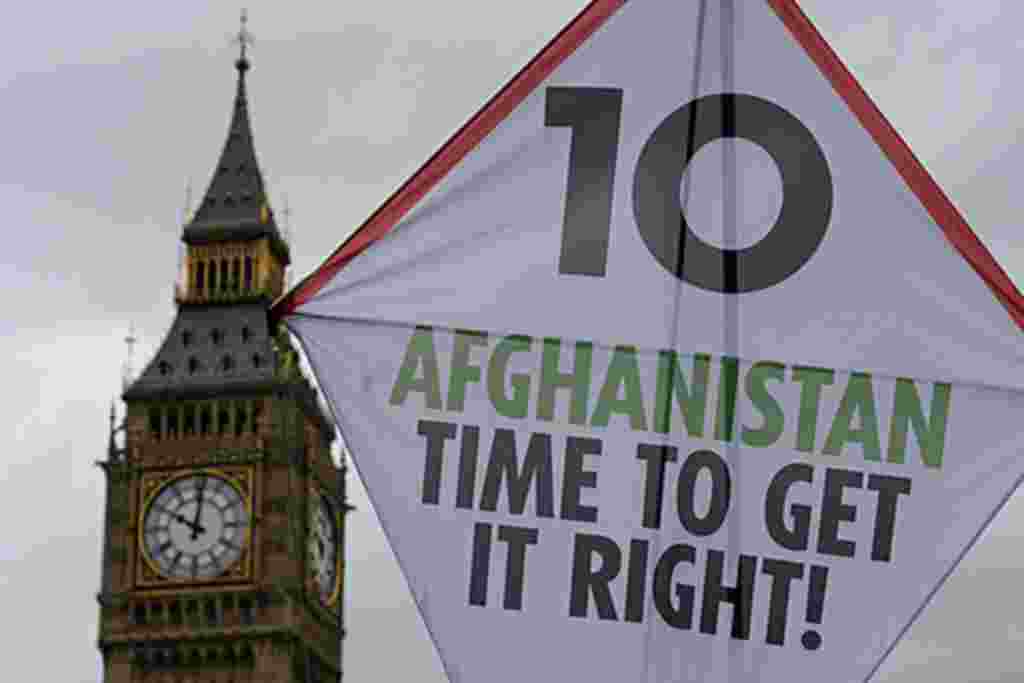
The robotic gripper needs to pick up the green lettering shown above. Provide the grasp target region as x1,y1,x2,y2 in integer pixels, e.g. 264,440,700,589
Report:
653,351,710,436
823,372,881,461
389,326,443,409
447,329,488,412
887,379,951,469
488,335,533,419
792,366,835,453
591,346,647,430
537,338,592,425
714,356,740,442
741,361,786,448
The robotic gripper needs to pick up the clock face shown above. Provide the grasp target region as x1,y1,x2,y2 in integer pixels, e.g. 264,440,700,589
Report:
308,493,339,605
142,472,250,580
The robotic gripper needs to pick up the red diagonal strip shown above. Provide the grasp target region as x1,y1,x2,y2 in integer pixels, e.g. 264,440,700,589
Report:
767,0,1024,331
271,0,626,322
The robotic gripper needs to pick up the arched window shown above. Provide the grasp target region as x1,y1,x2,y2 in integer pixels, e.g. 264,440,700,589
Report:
220,259,229,291
205,599,220,626
166,407,179,438
252,353,262,368
183,404,196,436
158,360,172,376
244,256,253,291
211,329,222,346
239,597,255,625
149,407,161,440
195,262,205,293
242,326,251,343
168,601,183,626
200,404,212,436
182,330,192,347
251,401,263,435
188,357,200,374
221,355,234,372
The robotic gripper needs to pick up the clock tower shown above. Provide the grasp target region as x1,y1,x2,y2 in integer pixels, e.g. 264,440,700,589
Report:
96,35,347,683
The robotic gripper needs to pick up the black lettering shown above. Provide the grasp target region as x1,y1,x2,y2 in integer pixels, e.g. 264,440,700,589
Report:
765,463,814,551
653,543,696,630
561,436,602,522
469,522,492,607
624,539,649,623
546,87,624,277
456,425,480,510
569,533,620,620
637,443,677,529
818,468,862,558
677,449,731,536
700,550,757,640
480,430,555,517
497,525,539,611
633,94,833,292
867,474,912,562
417,420,457,505
761,558,804,646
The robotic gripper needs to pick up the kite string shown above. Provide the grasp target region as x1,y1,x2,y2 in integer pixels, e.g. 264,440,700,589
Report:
649,0,709,680
719,0,747,679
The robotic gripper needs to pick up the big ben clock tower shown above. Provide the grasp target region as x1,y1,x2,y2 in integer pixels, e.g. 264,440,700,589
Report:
96,24,347,683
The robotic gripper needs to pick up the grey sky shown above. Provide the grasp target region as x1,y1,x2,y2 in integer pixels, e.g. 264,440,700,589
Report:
1,1,1021,681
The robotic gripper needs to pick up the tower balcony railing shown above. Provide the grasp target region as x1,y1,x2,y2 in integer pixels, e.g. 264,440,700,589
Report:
103,590,278,643
174,282,281,305
139,432,265,456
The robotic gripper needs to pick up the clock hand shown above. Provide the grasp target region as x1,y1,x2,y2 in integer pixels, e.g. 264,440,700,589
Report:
190,481,206,541
173,512,207,536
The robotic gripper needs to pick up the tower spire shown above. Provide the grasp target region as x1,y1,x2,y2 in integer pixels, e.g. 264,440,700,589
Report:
182,10,290,265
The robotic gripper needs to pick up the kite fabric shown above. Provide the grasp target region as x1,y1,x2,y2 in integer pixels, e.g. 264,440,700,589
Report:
279,1,1024,681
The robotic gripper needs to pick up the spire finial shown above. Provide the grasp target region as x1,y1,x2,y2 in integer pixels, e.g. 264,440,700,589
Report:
235,9,254,71
281,192,294,250
121,324,138,391
183,177,193,224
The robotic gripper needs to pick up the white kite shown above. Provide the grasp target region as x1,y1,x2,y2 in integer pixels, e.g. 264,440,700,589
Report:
273,1,1024,681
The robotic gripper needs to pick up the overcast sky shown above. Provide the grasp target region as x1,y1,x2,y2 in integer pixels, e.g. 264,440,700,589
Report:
1,1,1022,681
